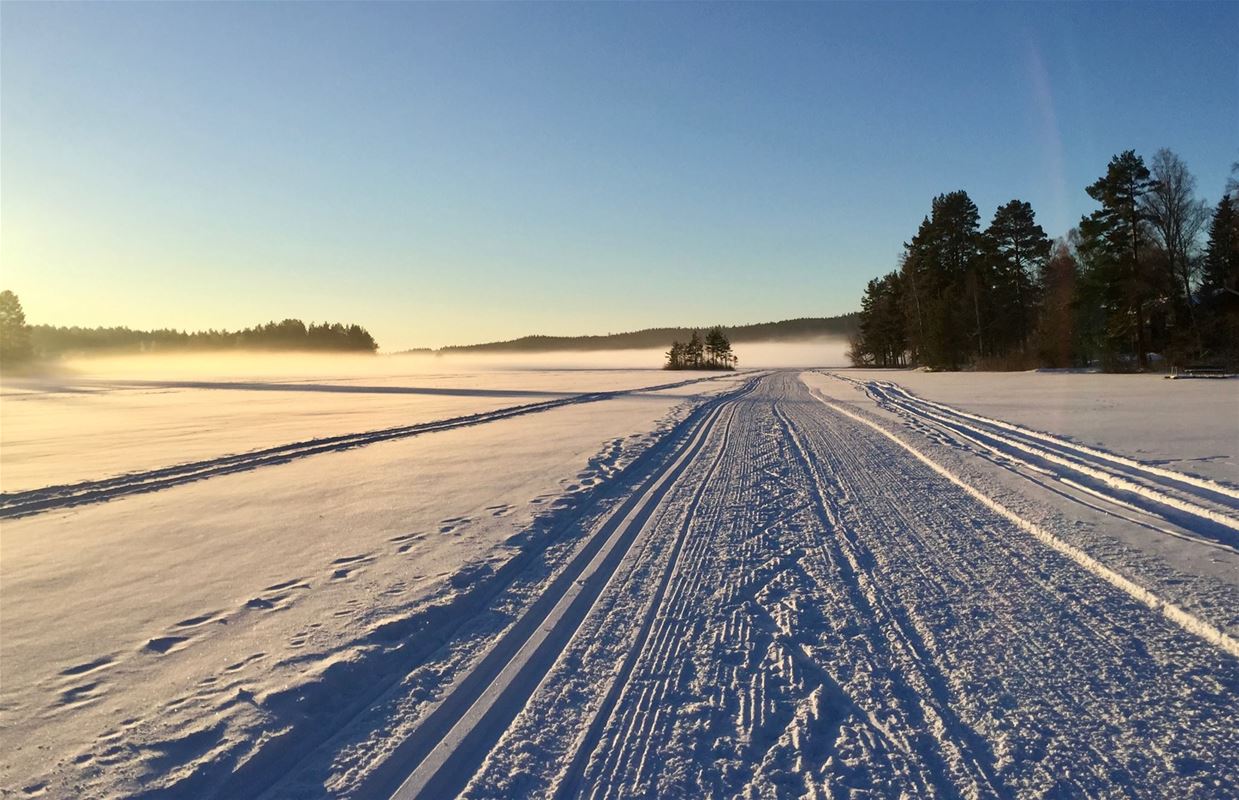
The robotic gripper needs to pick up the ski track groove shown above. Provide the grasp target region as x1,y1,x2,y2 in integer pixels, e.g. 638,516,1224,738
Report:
381,378,760,800
550,400,741,800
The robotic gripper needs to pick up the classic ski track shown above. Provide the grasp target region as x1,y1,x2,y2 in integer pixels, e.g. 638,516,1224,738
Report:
568,395,776,799
578,403,757,798
872,378,1239,501
875,387,1239,555
550,398,741,799
867,382,1239,533
383,379,755,800
464,372,1237,799
829,374,1239,544
0,373,743,519
809,387,1239,659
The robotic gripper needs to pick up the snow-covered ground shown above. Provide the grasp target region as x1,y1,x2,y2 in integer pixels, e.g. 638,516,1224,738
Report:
1,362,1236,799
843,368,1239,484
0,355,730,492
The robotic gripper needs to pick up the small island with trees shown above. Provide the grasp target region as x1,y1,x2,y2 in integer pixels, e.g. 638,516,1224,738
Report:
665,327,737,370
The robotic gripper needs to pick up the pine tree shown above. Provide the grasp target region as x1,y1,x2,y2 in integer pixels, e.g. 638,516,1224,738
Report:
1078,151,1158,368
0,290,33,366
718,329,736,368
897,191,983,368
985,200,1051,355
665,340,684,370
704,328,724,368
686,331,704,369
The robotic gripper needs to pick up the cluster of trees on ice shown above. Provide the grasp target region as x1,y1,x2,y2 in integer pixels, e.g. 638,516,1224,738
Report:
0,291,378,367
850,150,1239,371
665,327,737,370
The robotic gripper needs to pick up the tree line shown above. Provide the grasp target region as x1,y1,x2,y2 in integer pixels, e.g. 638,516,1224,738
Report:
850,149,1239,371
665,327,737,370
0,290,378,366
439,314,857,354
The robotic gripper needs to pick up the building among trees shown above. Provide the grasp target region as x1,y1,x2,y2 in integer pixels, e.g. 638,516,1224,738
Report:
665,327,737,370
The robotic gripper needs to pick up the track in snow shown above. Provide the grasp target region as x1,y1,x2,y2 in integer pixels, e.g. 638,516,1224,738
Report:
0,373,740,519
831,374,1239,554
367,372,1238,800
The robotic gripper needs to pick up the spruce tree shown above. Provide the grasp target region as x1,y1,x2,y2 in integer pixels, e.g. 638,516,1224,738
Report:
1200,195,1239,365
897,191,982,368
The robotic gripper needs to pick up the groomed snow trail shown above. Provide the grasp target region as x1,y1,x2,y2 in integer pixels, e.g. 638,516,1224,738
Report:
390,372,1237,799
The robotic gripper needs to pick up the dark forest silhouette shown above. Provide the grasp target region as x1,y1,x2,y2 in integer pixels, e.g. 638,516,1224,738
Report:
850,149,1239,371
0,301,378,367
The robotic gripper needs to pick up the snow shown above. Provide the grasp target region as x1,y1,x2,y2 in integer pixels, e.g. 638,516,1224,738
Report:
0,358,747,798
0,354,731,492
841,368,1239,484
1,362,1236,799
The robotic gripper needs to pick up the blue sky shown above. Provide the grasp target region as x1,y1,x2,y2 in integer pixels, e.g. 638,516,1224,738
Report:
3,2,1236,350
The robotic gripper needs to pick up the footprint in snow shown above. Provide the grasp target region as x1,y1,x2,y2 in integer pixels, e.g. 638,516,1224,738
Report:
329,553,372,566
57,680,104,709
439,517,472,534
59,655,115,677
144,636,190,655
174,611,224,629
263,577,310,592
224,653,266,673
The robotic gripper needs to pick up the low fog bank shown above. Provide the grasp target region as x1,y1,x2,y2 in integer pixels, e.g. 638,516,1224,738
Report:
400,337,850,371
1,338,849,386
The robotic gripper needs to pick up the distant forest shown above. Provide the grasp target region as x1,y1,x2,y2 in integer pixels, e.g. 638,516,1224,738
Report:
436,315,858,354
0,295,378,364
851,149,1239,371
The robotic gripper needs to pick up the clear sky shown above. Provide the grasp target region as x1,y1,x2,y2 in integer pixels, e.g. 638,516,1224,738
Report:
2,2,1236,351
